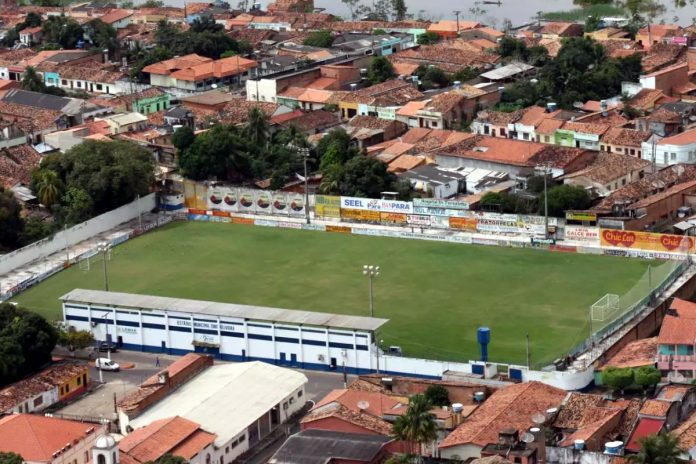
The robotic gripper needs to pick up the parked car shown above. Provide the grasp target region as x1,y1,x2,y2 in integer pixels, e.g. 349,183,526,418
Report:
95,358,120,371
98,342,118,353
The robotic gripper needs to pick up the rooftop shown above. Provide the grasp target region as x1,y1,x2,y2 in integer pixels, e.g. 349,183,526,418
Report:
2,88,71,112
129,362,307,446
639,399,672,418
601,337,658,369
0,144,42,189
659,128,696,146
601,127,652,147
300,402,393,435
563,152,650,185
170,56,257,82
142,54,212,76
268,429,391,464
480,62,535,81
658,298,696,345
439,381,566,449
626,418,665,453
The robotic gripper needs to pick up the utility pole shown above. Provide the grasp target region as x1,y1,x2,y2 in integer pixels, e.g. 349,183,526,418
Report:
137,194,143,231
301,147,310,224
543,168,549,240
453,10,461,37
525,333,531,368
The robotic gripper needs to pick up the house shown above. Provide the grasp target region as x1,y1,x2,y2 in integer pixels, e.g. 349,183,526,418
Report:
268,429,394,464
122,361,307,464
180,89,236,111
143,54,257,92
637,102,696,137
563,152,651,197
636,24,684,50
556,120,611,151
0,101,66,143
44,119,112,152
98,8,133,29
600,127,652,157
0,120,25,149
124,87,171,114
427,20,480,39
480,62,536,84
18,26,42,45
2,88,107,125
346,115,408,148
0,414,106,464
439,381,567,460
415,85,500,130
0,361,89,414
338,80,423,120
119,416,217,464
639,62,689,97
657,298,696,380
641,128,696,166
98,112,148,134
398,164,468,198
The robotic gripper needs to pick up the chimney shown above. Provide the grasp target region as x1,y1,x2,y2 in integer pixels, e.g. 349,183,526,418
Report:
529,426,546,464
102,48,109,64
498,428,519,447
600,99,608,117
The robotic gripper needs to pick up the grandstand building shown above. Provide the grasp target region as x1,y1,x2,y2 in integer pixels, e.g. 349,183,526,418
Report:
61,289,387,374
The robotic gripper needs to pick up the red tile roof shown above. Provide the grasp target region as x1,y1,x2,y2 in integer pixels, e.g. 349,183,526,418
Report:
0,414,98,462
601,337,658,369
439,381,566,449
142,54,211,76
626,418,664,452
99,8,133,24
658,298,696,345
639,400,672,418
659,128,696,146
313,389,406,418
170,56,257,82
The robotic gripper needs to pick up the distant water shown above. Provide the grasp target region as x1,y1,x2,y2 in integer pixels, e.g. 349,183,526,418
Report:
162,0,696,27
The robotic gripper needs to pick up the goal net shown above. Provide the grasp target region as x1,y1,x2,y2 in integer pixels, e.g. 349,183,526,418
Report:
591,294,620,322
78,248,111,273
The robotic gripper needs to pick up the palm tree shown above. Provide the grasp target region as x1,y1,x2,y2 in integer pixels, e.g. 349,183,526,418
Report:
392,394,438,463
246,107,269,148
629,433,687,464
35,170,63,209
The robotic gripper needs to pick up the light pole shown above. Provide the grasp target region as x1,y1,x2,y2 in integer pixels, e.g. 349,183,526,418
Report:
300,147,311,225
362,265,379,317
98,241,111,291
535,165,551,240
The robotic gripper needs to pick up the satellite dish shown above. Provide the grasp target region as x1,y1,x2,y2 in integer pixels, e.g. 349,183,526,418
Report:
573,101,585,109
522,433,536,444
531,412,546,424
357,400,370,411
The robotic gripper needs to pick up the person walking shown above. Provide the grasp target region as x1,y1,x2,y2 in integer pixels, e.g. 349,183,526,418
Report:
155,356,160,368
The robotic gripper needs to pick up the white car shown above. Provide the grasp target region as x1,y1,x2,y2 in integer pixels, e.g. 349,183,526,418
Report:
95,358,120,371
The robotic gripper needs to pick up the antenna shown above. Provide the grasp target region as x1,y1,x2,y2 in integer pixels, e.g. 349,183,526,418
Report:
531,412,545,424
521,433,535,444
357,400,370,412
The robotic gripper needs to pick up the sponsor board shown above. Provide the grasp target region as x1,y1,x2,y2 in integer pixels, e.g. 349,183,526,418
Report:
449,216,477,231
472,237,500,246
566,211,597,222
600,229,695,253
188,208,208,215
340,196,381,211
272,193,288,215
564,225,600,244
278,221,303,229
188,214,209,221
550,244,577,253
326,225,352,233
380,200,413,214
288,194,305,216
231,216,254,225
303,223,326,231
430,215,450,228
212,210,230,217
598,218,624,229
341,208,381,222
413,198,469,210
255,191,272,212
407,214,431,226
315,195,341,218
255,219,278,227
380,212,408,224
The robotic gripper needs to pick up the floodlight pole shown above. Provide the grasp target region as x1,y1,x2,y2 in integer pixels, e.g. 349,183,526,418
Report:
301,147,310,225
525,333,530,369
363,265,380,318
98,242,110,292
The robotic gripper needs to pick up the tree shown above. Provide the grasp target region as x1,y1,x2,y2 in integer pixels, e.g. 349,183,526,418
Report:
421,66,450,89
0,453,23,464
41,15,85,49
452,66,479,83
172,126,196,152
60,187,94,226
34,170,63,208
0,187,23,252
246,107,270,148
0,303,58,387
21,67,45,93
338,155,402,198
479,191,519,214
368,56,396,85
303,30,335,48
178,124,251,181
87,19,118,53
58,327,95,354
391,0,407,20
424,384,450,407
144,455,188,464
585,15,602,32
633,366,661,391
141,0,164,6
417,31,440,45
629,433,686,464
392,394,438,459
602,366,635,393
190,14,223,33
544,184,591,217
19,218,54,246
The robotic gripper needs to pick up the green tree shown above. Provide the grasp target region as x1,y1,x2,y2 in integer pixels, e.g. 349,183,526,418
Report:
190,14,224,33
0,186,23,251
19,217,54,246
585,15,602,32
633,366,661,391
424,384,450,407
87,19,118,53
246,107,270,148
145,455,188,464
0,453,23,464
0,303,58,387
21,67,45,93
452,66,479,83
601,366,635,393
41,15,84,49
58,327,95,354
629,433,686,464
421,66,450,89
60,187,94,226
368,56,396,84
392,394,438,459
417,31,440,45
544,184,591,217
479,191,519,213
178,124,251,181
34,169,63,208
141,0,164,6
391,0,407,20
303,30,335,48
172,126,196,152
338,155,402,198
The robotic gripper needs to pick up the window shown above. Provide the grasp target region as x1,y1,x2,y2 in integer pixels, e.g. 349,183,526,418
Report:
500,128,506,136
206,454,211,464
112,454,116,464
219,457,223,464
616,147,622,153
289,397,295,405
34,396,43,407
544,136,550,143
522,132,529,140
630,149,636,155
84,451,89,463
76,81,82,88
96,84,103,91
239,435,245,442
98,455,106,464
431,121,438,128
671,152,677,161
225,447,229,454
298,390,303,398
65,384,70,393
283,401,288,410
77,376,81,386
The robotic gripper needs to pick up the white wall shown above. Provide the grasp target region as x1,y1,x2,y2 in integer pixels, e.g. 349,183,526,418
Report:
246,79,277,103
0,193,156,276
641,140,696,165
440,444,482,460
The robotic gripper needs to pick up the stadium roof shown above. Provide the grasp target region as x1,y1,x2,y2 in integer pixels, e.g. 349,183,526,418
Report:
61,289,389,331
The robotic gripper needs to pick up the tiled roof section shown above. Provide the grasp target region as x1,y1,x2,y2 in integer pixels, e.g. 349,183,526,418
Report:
476,109,523,126
423,91,466,114
389,45,498,73
141,353,206,387
658,385,692,402
397,100,427,117
348,115,406,132
659,127,696,146
99,8,133,24
558,407,623,447
564,152,649,184
313,389,406,417
626,418,665,453
593,164,696,211
439,381,566,448
170,56,257,81
301,402,393,435
0,414,97,462
601,337,658,369
639,400,672,418
673,408,696,449
536,117,565,134
0,144,41,189
658,300,696,345
278,110,337,131
341,80,422,106
119,416,213,463
0,361,87,413
629,179,696,209
628,89,670,111
170,429,216,459
217,100,278,126
529,145,593,170
601,127,651,147
387,154,425,172
554,393,603,429
0,48,37,67
0,100,63,132
327,20,430,32
37,60,125,84
575,108,628,127
641,43,686,74
142,53,211,76
561,121,611,136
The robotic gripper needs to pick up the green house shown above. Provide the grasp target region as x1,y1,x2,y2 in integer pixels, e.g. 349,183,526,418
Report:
128,87,171,115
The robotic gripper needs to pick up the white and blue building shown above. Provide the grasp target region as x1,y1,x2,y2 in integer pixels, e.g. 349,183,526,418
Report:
61,289,387,374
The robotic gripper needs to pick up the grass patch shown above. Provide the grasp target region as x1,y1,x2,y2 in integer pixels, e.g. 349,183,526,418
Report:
14,221,658,367
541,3,625,21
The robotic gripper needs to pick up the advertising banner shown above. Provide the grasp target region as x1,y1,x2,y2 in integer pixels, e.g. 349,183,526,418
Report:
413,198,469,210
449,216,478,231
239,190,255,212
564,225,600,244
566,211,597,222
473,213,519,234
430,215,450,228
207,187,224,210
341,208,380,222
380,212,408,224
600,229,695,253
255,190,272,213
407,214,431,226
379,199,413,214
212,210,230,218
289,194,305,216
326,225,352,233
340,196,381,211
315,195,341,218
272,193,289,215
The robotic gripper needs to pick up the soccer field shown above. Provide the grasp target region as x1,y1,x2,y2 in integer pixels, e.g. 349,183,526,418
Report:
13,221,660,366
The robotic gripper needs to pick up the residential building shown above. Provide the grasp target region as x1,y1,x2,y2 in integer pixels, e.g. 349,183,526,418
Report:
18,26,42,45
0,414,106,464
123,362,307,463
439,381,566,460
657,298,696,379
641,128,696,166
338,80,423,120
415,85,500,130
44,119,112,152
0,121,25,149
639,62,690,97
98,112,148,134
345,115,407,148
600,127,652,157
181,89,236,111
427,20,481,39
398,164,468,198
143,54,257,92
563,152,651,197
124,87,171,114
480,62,536,84
268,429,394,464
0,144,42,189
2,89,107,125
0,361,89,414
636,24,685,50
98,9,133,29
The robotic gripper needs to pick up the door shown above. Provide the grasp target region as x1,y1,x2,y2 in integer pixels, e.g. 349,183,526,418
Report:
279,352,287,365
161,341,167,353
290,353,297,365
117,336,123,347
242,349,246,360
330,357,337,369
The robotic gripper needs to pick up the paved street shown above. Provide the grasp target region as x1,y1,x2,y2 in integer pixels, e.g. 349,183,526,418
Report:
55,349,353,419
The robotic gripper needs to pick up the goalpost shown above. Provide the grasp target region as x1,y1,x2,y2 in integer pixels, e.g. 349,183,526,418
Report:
78,248,111,273
591,293,620,323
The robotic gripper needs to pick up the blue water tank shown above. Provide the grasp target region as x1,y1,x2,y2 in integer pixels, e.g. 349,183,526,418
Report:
477,327,491,362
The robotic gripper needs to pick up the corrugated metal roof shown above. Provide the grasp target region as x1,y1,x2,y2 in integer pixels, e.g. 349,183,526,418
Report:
60,289,388,331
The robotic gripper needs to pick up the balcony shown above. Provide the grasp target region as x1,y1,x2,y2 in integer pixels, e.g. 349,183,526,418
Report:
657,354,696,370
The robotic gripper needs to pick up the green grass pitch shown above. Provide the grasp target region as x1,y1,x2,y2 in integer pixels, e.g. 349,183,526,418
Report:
13,221,658,367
